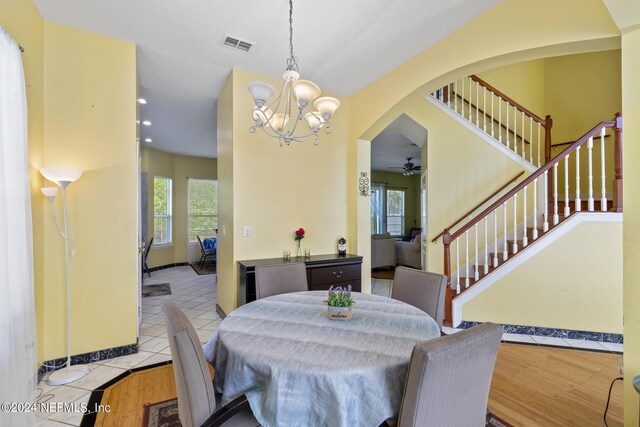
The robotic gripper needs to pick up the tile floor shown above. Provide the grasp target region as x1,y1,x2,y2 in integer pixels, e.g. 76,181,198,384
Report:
34,271,622,426
35,265,218,426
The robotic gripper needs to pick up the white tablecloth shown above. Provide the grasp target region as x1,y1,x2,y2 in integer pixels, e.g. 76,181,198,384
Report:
209,291,440,427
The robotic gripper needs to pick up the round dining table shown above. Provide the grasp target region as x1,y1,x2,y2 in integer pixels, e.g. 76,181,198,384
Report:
210,291,440,427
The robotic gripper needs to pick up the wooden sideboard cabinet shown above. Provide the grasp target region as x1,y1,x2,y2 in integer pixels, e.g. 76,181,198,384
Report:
237,254,363,306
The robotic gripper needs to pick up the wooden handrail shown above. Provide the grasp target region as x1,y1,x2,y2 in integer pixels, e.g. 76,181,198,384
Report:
432,170,525,243
449,114,620,242
470,75,547,125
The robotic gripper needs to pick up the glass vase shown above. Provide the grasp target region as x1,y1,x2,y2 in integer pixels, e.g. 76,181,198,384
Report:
296,241,302,258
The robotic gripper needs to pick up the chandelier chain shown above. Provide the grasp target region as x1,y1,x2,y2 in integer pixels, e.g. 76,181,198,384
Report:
286,0,299,72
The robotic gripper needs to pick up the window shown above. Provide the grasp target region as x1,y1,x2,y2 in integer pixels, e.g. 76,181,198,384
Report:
370,185,406,237
188,178,218,242
386,189,405,236
154,176,173,244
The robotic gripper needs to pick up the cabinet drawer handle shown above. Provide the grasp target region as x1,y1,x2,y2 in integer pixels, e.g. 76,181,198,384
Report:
332,270,343,278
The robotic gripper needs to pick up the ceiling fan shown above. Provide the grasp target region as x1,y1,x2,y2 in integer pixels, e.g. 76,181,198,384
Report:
388,157,421,176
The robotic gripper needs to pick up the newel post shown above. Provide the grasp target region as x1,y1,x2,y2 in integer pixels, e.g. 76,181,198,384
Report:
544,115,553,203
613,112,623,212
443,229,453,326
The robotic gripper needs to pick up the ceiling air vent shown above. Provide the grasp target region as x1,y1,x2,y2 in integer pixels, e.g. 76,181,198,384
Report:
222,35,253,52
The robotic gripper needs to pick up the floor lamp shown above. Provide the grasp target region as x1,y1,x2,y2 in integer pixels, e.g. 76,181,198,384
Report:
40,166,89,386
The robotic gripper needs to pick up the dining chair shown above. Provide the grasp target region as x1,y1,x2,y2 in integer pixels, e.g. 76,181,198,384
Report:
197,235,216,268
391,267,447,330
385,322,503,427
255,262,308,299
162,302,260,427
143,237,153,278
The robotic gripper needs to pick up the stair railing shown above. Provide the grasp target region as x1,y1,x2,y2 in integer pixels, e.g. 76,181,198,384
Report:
441,113,622,324
431,75,553,168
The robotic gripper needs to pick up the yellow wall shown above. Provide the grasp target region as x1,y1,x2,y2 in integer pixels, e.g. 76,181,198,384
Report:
622,24,640,427
141,147,217,268
41,22,137,359
463,220,622,332
216,68,350,314
0,0,45,362
370,171,420,236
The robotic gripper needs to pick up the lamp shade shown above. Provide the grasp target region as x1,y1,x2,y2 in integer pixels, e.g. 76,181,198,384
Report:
247,81,275,105
40,167,83,184
269,113,289,132
304,112,324,129
40,187,58,201
314,97,340,119
252,107,273,126
292,80,321,108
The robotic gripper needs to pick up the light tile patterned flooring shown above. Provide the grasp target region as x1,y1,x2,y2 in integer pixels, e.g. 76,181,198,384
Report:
35,266,218,426
34,270,622,426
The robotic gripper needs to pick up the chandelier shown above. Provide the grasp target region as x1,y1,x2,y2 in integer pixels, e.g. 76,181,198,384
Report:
247,0,340,146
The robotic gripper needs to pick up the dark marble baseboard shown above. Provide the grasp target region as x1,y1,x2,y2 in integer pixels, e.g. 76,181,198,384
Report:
215,304,227,320
38,343,138,381
458,321,623,344
147,262,189,273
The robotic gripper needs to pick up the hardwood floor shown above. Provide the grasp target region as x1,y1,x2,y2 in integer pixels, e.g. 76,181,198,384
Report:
93,343,623,426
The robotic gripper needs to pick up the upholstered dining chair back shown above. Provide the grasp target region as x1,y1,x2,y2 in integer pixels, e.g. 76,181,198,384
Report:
392,267,447,329
255,262,308,299
397,322,503,427
163,302,217,427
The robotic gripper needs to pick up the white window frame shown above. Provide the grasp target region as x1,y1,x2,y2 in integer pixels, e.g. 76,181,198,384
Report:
386,188,405,237
153,176,173,245
187,178,218,243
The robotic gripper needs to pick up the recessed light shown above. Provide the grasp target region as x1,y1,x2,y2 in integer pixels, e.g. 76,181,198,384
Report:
138,98,147,104
145,138,152,143
142,120,151,126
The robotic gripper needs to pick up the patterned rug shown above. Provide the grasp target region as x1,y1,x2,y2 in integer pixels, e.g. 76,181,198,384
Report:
142,283,171,297
191,261,216,275
140,398,512,426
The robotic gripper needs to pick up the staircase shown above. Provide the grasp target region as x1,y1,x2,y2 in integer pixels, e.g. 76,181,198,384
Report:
428,76,623,327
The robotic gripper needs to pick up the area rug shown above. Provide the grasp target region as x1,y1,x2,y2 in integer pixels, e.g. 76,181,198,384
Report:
140,398,512,427
142,283,171,297
142,398,180,427
191,262,216,275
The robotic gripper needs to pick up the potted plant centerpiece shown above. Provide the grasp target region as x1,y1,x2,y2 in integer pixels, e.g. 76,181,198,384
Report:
326,285,355,320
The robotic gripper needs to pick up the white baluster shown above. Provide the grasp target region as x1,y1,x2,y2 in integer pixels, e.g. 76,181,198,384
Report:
575,146,581,211
475,81,479,127
537,122,541,167
498,97,502,143
456,238,460,294
491,92,495,138
503,202,508,261
454,81,458,113
439,86,444,103
512,193,518,254
523,186,528,247
564,155,570,217
533,178,538,240
553,163,559,225
447,83,451,109
493,209,499,267
506,101,510,149
474,223,479,280
588,136,594,211
543,170,549,231
483,86,487,132
529,117,533,163
513,106,517,155
521,110,525,158
461,78,465,117
465,230,470,288
468,77,473,122
600,128,607,211
484,217,489,274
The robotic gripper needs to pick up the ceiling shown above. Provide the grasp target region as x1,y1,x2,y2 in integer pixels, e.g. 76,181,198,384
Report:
33,0,499,159
371,114,425,173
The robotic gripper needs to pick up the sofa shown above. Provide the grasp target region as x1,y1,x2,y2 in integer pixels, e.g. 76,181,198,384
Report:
396,235,421,269
371,233,396,269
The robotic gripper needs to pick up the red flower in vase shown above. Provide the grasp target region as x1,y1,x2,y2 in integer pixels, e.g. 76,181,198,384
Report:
294,228,305,241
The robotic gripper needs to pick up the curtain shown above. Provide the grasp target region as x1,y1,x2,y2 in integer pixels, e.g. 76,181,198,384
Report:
0,27,37,426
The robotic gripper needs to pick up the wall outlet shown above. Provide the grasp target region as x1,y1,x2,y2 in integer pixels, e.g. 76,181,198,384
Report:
244,226,251,237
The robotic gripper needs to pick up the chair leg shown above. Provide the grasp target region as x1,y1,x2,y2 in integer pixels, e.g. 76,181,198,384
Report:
144,261,151,278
